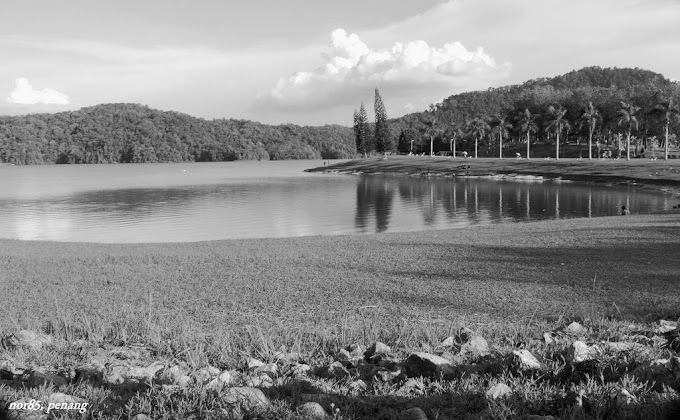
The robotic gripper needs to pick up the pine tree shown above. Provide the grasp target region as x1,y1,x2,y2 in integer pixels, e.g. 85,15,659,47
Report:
354,104,369,157
373,88,390,154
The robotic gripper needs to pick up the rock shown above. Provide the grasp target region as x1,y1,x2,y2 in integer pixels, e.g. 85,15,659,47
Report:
566,341,599,363
26,370,69,387
543,332,557,345
657,320,678,334
441,336,455,347
565,322,587,336
486,383,512,400
346,343,365,358
154,365,191,387
403,352,456,380
47,392,87,404
458,335,490,359
336,349,352,361
297,402,328,419
291,363,311,376
245,374,274,388
192,365,221,384
401,407,428,420
254,363,277,378
512,349,542,370
364,342,391,361
206,370,234,390
2,330,53,351
222,387,271,411
131,415,151,420
247,358,265,370
604,341,647,353
319,361,351,379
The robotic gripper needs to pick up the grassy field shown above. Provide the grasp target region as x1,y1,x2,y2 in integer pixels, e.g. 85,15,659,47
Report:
1,210,680,418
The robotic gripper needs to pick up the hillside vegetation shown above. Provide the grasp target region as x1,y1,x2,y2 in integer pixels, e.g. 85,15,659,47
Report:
1,66,678,164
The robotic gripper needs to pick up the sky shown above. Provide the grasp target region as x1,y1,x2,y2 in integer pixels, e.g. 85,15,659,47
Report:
2,0,679,126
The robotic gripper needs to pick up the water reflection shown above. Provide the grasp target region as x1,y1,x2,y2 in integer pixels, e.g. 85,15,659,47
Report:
355,177,395,233
356,175,670,231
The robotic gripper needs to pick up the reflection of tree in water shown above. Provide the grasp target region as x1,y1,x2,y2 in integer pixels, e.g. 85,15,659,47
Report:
354,177,395,233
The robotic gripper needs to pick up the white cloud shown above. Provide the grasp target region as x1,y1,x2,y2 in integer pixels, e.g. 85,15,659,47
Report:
255,28,510,111
7,77,69,105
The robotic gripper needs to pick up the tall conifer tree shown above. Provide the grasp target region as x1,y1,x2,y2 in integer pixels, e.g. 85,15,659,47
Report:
373,88,390,154
353,104,369,157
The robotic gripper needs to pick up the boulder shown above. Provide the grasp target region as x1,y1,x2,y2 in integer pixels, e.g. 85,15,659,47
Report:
222,387,271,411
566,341,599,363
291,363,311,376
206,370,234,390
512,349,542,370
403,352,456,380
320,361,351,379
247,358,265,370
254,363,277,379
364,342,391,361
565,322,588,336
543,332,557,345
192,365,221,384
486,383,512,400
154,365,191,387
454,329,489,359
297,402,328,419
657,320,678,334
2,330,53,351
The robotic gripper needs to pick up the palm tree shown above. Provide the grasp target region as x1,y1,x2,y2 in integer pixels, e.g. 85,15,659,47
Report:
617,101,640,161
649,95,680,160
422,105,440,157
518,109,537,159
448,122,463,158
580,102,601,160
545,105,571,160
490,115,512,159
466,117,490,158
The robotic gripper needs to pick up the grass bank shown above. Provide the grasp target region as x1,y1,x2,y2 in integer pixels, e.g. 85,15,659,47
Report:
1,212,680,418
306,156,680,197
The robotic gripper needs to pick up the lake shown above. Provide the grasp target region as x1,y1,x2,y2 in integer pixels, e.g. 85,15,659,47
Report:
0,160,673,243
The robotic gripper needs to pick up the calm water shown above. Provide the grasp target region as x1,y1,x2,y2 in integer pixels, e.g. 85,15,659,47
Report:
0,160,673,243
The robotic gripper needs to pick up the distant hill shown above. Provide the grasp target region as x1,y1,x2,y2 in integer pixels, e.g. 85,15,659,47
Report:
390,66,680,156
0,103,355,164
1,67,678,164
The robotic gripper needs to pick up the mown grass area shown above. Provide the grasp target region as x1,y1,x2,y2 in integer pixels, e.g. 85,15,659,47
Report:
1,213,680,418
307,156,680,195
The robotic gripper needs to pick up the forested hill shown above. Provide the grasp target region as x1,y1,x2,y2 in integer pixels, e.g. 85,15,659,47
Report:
0,104,355,164
2,66,678,164
389,66,680,155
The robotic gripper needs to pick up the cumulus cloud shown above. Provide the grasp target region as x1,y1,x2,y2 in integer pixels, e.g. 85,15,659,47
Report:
256,28,510,111
7,77,70,105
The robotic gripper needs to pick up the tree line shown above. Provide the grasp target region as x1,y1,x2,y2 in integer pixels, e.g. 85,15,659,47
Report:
2,66,679,165
0,103,355,165
391,66,680,160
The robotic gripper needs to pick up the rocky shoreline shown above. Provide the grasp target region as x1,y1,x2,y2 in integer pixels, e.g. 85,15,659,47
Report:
3,319,680,419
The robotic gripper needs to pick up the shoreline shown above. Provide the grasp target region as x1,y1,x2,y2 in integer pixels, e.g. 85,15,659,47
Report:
305,156,680,198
